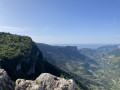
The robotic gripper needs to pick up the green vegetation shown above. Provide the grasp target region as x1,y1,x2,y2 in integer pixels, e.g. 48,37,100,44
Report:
0,32,33,60
0,32,38,80
80,45,120,89
37,43,120,89
37,43,103,89
0,32,89,90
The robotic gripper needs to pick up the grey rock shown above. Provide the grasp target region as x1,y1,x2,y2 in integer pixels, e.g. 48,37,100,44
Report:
15,73,78,90
0,69,78,90
0,69,14,90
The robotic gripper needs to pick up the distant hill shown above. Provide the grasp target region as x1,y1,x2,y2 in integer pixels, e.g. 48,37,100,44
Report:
80,45,118,56
37,43,98,70
53,44,109,49
79,45,120,89
97,45,118,53
79,48,96,57
36,43,107,89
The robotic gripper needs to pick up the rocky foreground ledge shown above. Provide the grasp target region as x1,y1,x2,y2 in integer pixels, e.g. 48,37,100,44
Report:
0,69,15,90
0,69,78,90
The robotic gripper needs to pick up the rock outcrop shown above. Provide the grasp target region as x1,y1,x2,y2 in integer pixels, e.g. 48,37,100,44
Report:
0,69,78,90
0,69,14,90
15,73,78,90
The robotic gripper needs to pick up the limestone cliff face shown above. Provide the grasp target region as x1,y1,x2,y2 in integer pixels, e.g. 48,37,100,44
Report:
15,73,78,90
0,44,44,81
0,69,14,90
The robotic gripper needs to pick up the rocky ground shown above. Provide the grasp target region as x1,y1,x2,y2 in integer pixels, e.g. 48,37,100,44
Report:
0,69,78,90
0,69,15,90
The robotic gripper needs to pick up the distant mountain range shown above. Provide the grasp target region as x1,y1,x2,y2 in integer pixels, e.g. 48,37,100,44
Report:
52,44,117,49
37,43,103,89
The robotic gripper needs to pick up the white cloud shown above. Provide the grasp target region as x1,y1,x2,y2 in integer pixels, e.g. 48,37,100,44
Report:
0,26,26,32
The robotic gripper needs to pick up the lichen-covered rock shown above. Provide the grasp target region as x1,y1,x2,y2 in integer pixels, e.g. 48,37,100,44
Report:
15,79,43,90
36,73,78,90
15,73,78,90
0,69,78,90
0,69,14,90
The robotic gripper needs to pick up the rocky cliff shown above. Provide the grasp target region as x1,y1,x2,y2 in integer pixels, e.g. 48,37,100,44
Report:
0,32,71,81
0,32,89,90
0,69,14,90
15,73,78,90
0,69,78,90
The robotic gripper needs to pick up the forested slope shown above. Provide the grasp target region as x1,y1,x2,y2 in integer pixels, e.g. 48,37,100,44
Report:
0,32,89,90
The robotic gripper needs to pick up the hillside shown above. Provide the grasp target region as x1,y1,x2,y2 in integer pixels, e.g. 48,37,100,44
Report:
37,43,107,89
79,45,120,89
0,32,89,90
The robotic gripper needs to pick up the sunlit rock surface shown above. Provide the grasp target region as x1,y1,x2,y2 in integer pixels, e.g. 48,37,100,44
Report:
15,73,78,90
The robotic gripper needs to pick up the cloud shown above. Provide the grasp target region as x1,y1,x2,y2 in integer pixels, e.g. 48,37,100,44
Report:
0,26,26,32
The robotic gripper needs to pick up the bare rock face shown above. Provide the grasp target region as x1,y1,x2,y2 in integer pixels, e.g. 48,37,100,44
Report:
15,79,43,90
15,73,78,90
36,73,78,90
0,69,78,90
0,69,14,90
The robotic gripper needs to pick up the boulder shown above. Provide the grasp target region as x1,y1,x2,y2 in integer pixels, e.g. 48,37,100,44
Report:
15,73,78,90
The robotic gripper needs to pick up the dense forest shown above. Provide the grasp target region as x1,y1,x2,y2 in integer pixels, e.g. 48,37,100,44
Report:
0,32,33,60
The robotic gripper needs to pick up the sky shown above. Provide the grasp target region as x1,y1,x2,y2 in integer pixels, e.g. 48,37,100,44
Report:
0,0,120,44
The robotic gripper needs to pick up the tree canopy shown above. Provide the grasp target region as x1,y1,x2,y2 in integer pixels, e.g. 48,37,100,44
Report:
0,32,33,60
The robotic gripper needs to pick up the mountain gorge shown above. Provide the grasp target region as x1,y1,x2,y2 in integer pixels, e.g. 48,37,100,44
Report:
1,32,120,90
0,32,88,90
37,43,120,90
37,43,105,89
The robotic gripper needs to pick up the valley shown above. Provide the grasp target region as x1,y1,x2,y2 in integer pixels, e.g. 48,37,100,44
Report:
0,32,88,90
1,32,120,90
79,45,120,89
37,43,120,90
1,0,120,89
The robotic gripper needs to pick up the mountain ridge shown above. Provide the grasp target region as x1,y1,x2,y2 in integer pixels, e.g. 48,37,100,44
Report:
37,43,103,89
0,32,89,90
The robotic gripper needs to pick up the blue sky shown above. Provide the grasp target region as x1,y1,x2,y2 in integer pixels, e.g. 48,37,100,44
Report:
0,0,120,44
